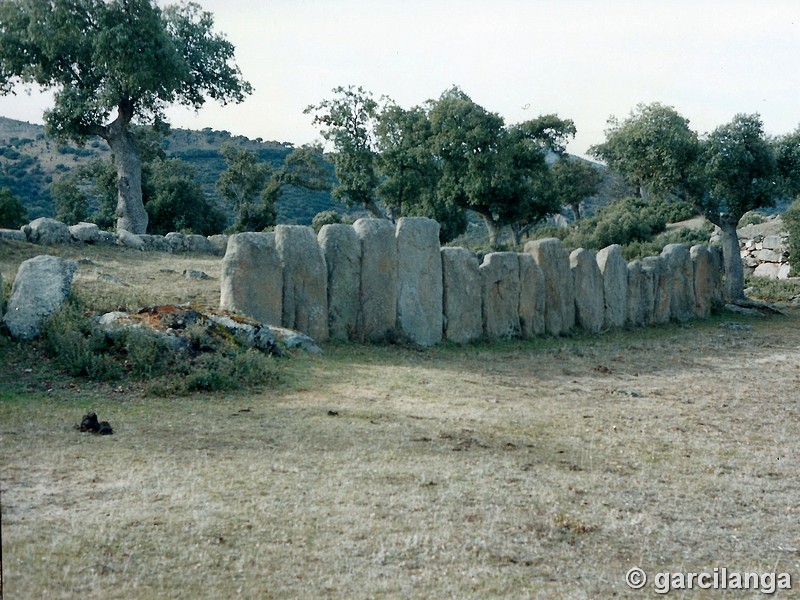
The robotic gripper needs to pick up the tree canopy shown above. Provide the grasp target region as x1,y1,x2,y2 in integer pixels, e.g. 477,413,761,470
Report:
591,102,790,301
308,85,576,246
0,0,251,233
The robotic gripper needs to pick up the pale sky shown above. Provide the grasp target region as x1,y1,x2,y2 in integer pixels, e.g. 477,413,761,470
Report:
2,0,800,158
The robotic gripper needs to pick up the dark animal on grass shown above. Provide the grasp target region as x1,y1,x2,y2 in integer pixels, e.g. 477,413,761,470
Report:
76,412,113,435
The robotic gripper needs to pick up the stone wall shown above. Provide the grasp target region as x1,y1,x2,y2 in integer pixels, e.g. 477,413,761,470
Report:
220,217,724,347
0,217,227,255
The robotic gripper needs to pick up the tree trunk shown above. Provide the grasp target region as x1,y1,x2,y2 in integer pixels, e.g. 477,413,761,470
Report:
480,214,502,249
106,127,148,234
364,198,386,220
569,202,581,221
719,220,745,302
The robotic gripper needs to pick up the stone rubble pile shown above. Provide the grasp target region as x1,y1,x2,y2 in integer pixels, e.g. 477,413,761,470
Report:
221,218,725,348
0,217,228,255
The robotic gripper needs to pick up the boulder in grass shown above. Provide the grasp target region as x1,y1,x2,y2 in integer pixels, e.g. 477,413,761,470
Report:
117,229,145,251
24,217,71,245
69,222,100,243
4,255,78,339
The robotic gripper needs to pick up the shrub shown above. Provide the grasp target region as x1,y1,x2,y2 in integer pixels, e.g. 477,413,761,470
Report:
560,197,667,250
41,298,277,394
0,187,28,228
784,199,800,274
311,210,341,233
739,210,766,227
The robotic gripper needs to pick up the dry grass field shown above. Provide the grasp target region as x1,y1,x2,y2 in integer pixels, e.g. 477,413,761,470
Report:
2,238,800,598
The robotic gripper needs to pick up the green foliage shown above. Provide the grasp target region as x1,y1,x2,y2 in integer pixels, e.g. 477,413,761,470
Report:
145,157,226,235
51,175,88,224
783,199,800,274
744,275,800,303
551,157,604,220
0,186,27,228
218,142,332,232
0,0,252,232
738,210,766,227
620,223,714,261
648,197,698,223
311,210,342,233
305,86,383,217
701,114,778,227
590,103,700,200
41,297,277,395
560,197,667,250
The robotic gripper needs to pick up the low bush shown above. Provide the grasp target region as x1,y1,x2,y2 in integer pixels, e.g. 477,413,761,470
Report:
783,199,800,274
41,298,278,395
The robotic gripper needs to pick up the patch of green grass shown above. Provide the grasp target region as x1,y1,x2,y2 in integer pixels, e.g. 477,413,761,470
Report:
38,296,278,395
745,276,800,303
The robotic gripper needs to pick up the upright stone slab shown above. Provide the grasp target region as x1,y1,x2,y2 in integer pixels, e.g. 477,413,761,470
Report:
570,248,604,334
691,245,714,318
395,217,443,347
220,232,282,325
661,243,695,321
318,224,361,341
708,245,724,309
275,225,329,342
3,255,77,339
524,238,575,336
480,252,520,339
354,218,397,342
518,253,545,338
642,256,670,324
441,247,482,344
626,260,645,328
596,244,627,329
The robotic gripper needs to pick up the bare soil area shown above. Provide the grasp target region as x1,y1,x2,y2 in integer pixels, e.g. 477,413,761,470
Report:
2,239,800,598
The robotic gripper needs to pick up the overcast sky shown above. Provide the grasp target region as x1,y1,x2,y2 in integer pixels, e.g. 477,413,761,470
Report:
2,0,800,158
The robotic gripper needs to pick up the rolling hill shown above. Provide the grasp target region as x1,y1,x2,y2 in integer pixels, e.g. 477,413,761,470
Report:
0,116,346,226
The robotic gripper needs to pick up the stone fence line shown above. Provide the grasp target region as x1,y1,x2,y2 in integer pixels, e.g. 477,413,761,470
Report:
220,217,724,347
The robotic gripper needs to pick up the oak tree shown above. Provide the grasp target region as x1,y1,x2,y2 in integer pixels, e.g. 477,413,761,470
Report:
0,0,251,233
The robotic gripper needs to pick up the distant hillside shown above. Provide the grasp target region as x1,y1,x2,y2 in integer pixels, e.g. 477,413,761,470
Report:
0,116,345,225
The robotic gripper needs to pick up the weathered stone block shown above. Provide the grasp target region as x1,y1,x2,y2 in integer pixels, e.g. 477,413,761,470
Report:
625,260,651,328
480,252,520,339
354,218,397,342
318,224,361,341
596,244,627,329
185,234,215,254
762,235,783,250
708,245,724,308
117,229,145,251
0,228,26,241
396,217,443,347
441,247,482,343
642,256,670,324
4,255,77,339
138,234,171,252
524,238,575,335
207,234,229,256
69,222,100,243
25,217,71,245
690,245,713,318
518,253,545,338
661,243,695,321
220,232,282,325
165,232,187,252
275,225,328,342
570,248,604,334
